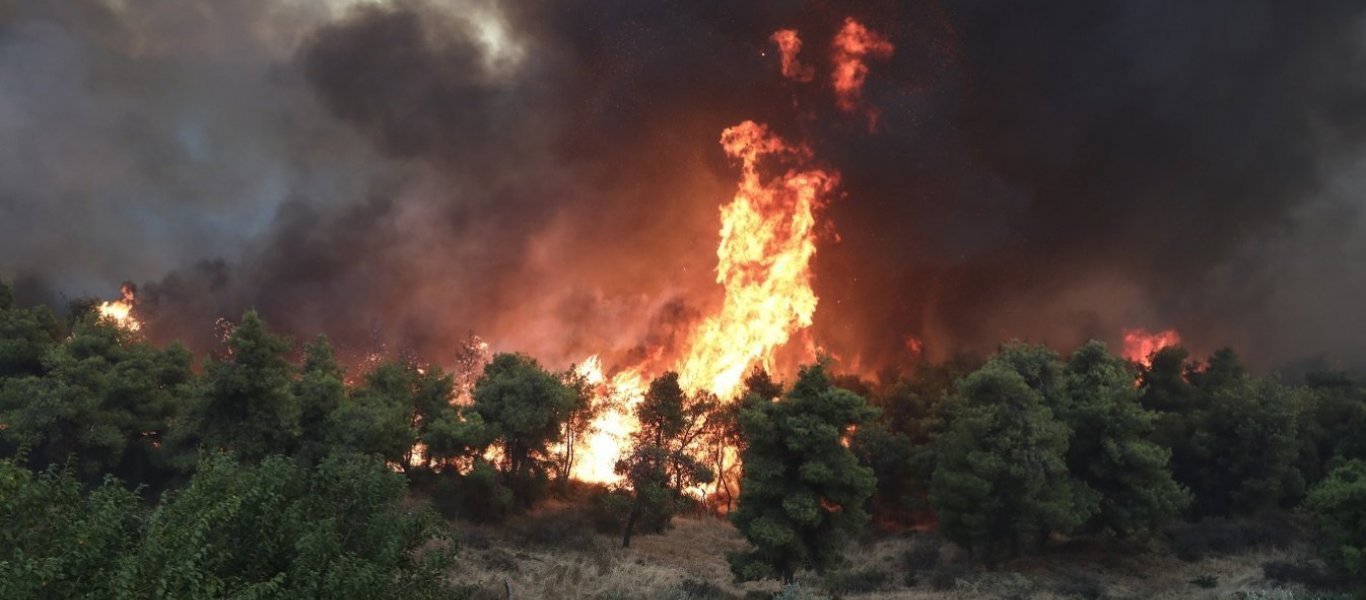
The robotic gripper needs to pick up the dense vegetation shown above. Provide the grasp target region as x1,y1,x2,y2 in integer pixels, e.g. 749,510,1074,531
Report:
2,281,1365,597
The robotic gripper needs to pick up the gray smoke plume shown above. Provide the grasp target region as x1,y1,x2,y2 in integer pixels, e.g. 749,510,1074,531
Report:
3,0,1365,374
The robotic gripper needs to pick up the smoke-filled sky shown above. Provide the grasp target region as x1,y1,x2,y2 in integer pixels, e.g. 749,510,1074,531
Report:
3,0,1366,374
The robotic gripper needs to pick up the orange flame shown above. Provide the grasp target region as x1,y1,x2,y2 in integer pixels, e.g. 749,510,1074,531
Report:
1122,328,1181,366
831,18,893,129
676,121,837,398
97,283,141,332
770,29,814,82
569,121,839,484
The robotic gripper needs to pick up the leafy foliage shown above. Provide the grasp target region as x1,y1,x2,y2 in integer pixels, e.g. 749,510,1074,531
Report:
728,362,877,582
468,353,577,507
0,317,191,486
1305,459,1366,586
1059,341,1189,533
0,453,456,599
929,359,1096,561
617,372,715,547
175,311,301,463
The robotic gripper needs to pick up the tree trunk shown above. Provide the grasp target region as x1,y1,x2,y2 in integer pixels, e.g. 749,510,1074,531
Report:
622,496,642,548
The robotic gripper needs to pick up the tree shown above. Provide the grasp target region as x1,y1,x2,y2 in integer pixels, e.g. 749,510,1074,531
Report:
0,282,61,379
1296,371,1366,488
728,362,877,582
468,353,577,507
1187,377,1305,515
127,453,454,599
0,458,141,599
554,366,601,484
325,360,456,473
177,311,300,462
0,317,192,485
617,372,714,547
293,336,346,466
1304,459,1366,588
1060,341,1189,534
929,364,1096,561
1140,347,1305,516
326,362,414,468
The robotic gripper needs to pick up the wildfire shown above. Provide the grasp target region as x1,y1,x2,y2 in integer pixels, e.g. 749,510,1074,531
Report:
676,121,837,398
568,121,838,484
831,17,894,129
97,283,141,332
1122,328,1181,366
561,19,888,486
770,29,814,82
571,357,648,483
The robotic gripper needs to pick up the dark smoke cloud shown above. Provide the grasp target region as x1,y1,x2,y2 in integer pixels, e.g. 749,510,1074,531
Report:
3,0,1365,374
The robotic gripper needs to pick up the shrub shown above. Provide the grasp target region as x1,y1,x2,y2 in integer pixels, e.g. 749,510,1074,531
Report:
821,566,890,594
929,564,973,591
510,508,599,550
585,485,634,534
1169,514,1299,561
772,583,830,600
433,460,514,523
1304,459,1366,585
1055,575,1105,600
1262,560,1350,590
903,535,941,571
677,579,736,599
1190,574,1218,589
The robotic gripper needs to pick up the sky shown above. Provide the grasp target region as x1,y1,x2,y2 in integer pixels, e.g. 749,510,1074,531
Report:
3,0,1365,374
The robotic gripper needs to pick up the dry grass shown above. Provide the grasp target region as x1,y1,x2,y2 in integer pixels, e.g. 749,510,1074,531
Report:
447,514,1341,600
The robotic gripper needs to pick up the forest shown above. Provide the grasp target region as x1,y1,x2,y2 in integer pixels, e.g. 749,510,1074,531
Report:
2,281,1364,599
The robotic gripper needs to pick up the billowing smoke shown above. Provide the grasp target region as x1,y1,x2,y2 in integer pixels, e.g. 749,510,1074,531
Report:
3,0,1366,373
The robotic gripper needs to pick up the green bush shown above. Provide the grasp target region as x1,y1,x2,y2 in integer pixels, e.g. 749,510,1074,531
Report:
821,566,890,594
0,453,458,600
1304,459,1366,589
510,508,599,550
1190,574,1218,589
433,459,514,523
1168,513,1298,561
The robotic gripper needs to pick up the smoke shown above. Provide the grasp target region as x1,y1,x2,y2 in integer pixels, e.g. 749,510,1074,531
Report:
3,0,1366,373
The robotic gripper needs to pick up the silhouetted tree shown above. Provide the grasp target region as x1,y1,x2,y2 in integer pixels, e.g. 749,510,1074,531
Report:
728,362,877,582
468,353,576,507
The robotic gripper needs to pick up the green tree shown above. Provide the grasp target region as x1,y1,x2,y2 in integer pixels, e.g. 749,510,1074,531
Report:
122,452,455,599
929,364,1096,561
1141,347,1304,516
617,372,714,547
0,317,192,485
0,282,61,379
1296,372,1366,487
177,311,300,462
0,458,141,600
468,353,576,507
326,363,414,468
1060,341,1189,534
325,360,455,473
728,362,877,582
1304,459,1366,589
1188,377,1305,515
293,336,346,466
555,366,601,484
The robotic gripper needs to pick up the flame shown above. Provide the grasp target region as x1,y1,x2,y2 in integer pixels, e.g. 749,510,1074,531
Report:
831,18,893,129
770,29,814,82
1122,328,1181,366
97,283,141,332
569,121,838,484
676,121,837,398
571,356,648,483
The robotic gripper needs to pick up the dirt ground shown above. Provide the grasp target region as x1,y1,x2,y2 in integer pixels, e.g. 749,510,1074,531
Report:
448,513,1339,599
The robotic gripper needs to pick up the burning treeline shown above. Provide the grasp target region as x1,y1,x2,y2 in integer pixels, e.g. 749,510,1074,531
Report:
84,18,1188,494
